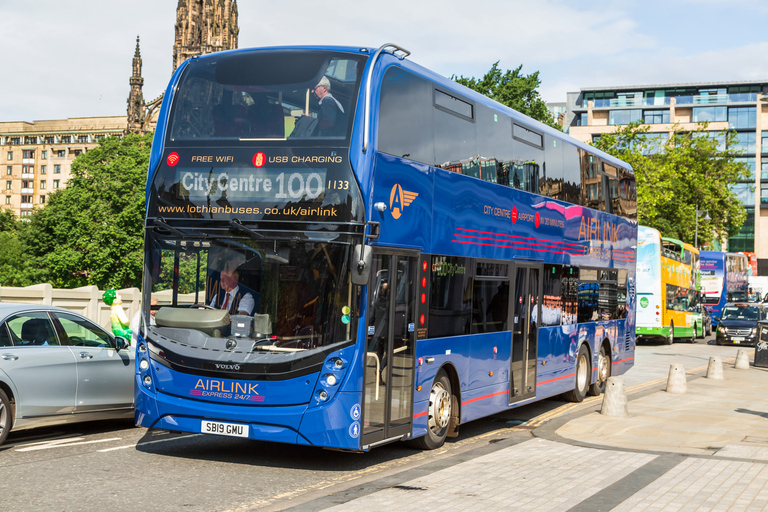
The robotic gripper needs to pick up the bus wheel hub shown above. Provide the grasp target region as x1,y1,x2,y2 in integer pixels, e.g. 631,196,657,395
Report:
428,382,451,431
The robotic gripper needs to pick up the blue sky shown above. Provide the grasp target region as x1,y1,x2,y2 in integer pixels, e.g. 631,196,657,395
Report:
1,0,767,122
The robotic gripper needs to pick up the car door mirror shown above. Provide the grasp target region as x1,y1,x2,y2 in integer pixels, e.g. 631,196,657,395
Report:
114,336,129,351
713,316,720,322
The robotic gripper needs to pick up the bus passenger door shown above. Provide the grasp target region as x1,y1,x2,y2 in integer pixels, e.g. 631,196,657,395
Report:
362,252,417,448
510,264,540,404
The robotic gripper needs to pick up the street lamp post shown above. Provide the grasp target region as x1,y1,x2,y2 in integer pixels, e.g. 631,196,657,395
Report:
694,206,711,249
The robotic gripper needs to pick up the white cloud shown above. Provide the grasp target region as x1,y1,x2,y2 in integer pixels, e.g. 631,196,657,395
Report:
0,0,765,121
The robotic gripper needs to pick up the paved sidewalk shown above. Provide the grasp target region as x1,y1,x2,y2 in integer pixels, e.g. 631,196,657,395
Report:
320,358,768,511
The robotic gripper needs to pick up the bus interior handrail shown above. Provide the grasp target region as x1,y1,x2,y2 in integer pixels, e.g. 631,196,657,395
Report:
363,43,410,153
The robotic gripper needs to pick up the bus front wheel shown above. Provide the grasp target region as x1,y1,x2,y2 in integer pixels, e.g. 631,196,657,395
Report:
411,370,452,450
564,345,590,403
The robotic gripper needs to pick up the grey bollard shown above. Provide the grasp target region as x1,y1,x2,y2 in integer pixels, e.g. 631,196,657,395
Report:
735,349,750,370
666,363,687,394
600,376,628,417
706,356,724,379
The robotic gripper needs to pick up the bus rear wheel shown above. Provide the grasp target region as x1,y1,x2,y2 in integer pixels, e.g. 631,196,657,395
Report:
410,370,452,450
588,344,610,396
666,323,674,345
564,345,590,403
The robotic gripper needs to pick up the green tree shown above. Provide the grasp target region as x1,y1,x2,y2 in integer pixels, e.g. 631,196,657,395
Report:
0,208,47,286
0,207,18,233
593,123,750,246
22,133,152,289
453,62,561,129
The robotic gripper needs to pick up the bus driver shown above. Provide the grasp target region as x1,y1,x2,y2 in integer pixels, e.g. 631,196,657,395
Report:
209,260,255,316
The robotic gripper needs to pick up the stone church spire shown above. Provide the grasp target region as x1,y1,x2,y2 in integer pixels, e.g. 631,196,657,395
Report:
173,0,239,72
126,35,146,134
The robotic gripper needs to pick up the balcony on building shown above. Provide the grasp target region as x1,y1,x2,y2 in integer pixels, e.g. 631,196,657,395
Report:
21,188,34,194
20,203,33,209
21,172,34,179
579,91,759,109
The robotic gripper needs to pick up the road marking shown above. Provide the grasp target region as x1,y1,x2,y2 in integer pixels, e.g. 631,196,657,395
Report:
14,436,86,448
16,437,122,452
97,434,202,452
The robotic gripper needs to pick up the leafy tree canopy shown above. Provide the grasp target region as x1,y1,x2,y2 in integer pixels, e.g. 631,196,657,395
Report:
0,207,17,233
592,122,750,246
20,133,152,289
453,62,561,130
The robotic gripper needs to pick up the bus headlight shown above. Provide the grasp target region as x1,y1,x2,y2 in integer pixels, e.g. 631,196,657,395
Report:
143,375,152,387
138,343,147,354
140,359,149,370
324,374,337,386
318,390,328,401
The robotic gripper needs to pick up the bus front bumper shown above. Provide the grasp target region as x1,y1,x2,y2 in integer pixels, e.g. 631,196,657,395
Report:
135,378,364,450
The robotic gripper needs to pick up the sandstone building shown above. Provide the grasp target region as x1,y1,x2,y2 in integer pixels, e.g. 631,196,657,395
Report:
0,0,239,218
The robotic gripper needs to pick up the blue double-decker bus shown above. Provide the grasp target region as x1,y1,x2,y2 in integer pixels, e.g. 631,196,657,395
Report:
700,251,749,326
135,44,637,451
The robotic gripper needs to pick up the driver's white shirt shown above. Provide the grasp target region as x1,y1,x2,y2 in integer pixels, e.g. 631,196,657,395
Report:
209,285,255,315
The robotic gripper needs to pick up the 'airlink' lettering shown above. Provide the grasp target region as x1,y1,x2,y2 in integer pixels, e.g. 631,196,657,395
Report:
195,378,258,395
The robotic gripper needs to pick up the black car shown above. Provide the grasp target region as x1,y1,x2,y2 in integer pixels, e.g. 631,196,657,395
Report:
715,303,767,346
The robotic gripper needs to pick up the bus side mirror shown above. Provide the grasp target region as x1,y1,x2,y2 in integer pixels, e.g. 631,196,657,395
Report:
351,244,372,286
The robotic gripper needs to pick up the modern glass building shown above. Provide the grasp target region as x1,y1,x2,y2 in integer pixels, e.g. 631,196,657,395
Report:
561,81,768,274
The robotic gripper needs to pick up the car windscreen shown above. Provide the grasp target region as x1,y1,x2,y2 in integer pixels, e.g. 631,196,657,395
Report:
721,306,760,321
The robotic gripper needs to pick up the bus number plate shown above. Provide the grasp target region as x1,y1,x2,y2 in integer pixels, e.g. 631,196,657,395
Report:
201,420,249,438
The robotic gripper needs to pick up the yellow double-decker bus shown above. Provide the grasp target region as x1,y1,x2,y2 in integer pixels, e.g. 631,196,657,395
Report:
682,241,705,339
636,228,700,344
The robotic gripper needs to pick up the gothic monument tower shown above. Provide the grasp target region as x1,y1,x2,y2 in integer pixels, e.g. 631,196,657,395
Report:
126,36,146,134
173,0,239,72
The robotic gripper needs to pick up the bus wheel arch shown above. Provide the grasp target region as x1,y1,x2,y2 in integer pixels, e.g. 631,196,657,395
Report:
410,364,460,450
587,339,611,396
441,363,461,438
564,343,591,402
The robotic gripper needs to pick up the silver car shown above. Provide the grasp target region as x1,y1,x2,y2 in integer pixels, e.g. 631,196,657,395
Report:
0,304,134,446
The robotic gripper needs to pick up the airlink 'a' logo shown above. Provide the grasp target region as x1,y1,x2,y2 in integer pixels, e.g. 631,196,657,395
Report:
389,184,418,219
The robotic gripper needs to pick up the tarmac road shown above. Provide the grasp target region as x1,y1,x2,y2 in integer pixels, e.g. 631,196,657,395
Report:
0,333,755,511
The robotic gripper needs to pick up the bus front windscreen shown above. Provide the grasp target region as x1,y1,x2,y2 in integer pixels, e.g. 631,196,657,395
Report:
167,49,367,143
146,230,358,358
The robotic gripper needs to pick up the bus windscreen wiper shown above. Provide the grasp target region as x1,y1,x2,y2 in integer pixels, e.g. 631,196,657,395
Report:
153,218,209,238
229,218,265,239
153,218,186,237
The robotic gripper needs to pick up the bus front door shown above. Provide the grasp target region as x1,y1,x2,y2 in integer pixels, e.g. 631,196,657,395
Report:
510,264,540,403
362,253,417,448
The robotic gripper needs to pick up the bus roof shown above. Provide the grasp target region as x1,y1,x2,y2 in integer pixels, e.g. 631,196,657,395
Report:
179,44,634,175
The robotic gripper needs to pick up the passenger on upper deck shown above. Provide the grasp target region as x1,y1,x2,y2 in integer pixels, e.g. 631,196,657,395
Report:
312,76,345,137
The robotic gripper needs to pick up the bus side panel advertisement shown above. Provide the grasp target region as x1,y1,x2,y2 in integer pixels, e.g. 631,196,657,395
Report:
368,152,433,250
425,169,637,270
